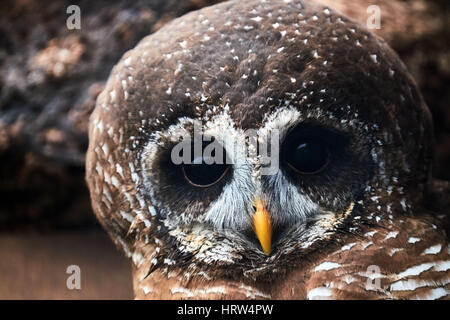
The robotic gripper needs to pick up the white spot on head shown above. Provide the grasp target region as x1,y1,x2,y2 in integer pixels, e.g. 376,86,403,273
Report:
408,237,421,244
423,244,442,255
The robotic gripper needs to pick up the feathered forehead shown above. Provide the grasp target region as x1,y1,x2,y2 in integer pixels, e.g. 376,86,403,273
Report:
95,0,432,185
105,0,426,126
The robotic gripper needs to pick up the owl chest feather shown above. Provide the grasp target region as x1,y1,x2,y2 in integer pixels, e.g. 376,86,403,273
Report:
132,217,449,300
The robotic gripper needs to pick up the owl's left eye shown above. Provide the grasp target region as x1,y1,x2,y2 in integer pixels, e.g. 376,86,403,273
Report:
281,125,333,175
284,136,330,174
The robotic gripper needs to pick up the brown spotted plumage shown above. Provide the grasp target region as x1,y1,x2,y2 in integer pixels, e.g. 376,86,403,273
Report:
86,0,449,299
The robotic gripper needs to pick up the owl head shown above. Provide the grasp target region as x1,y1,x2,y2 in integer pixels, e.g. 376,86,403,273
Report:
86,0,433,283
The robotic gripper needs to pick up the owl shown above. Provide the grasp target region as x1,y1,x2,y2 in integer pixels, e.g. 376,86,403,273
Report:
86,0,450,299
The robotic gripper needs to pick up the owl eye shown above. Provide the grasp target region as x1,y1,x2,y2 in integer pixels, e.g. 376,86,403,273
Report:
182,157,230,187
283,132,330,174
181,142,230,188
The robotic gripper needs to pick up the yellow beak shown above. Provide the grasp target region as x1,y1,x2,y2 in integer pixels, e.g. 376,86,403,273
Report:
252,198,272,255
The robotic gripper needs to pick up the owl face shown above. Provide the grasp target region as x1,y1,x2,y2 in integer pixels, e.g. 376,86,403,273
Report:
142,105,373,256
86,0,433,280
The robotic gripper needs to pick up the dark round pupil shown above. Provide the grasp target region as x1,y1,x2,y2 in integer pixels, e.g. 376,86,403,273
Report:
286,138,329,173
182,152,229,187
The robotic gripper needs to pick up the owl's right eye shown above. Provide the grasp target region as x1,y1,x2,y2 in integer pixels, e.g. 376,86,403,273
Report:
182,156,230,187
178,140,231,188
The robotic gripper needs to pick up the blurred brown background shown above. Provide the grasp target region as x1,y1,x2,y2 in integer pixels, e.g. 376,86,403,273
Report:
0,0,448,299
